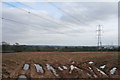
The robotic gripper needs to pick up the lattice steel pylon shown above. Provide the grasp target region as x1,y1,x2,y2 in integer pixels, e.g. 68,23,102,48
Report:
97,25,102,49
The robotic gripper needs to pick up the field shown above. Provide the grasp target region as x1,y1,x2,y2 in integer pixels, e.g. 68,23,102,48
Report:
2,52,120,79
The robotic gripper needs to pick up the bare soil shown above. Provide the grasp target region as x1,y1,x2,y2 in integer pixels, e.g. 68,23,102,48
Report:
2,52,120,79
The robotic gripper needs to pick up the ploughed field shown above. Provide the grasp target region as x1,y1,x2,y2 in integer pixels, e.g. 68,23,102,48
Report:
2,52,119,79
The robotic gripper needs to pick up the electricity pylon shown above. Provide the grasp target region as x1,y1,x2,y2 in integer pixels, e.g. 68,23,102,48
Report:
97,25,102,49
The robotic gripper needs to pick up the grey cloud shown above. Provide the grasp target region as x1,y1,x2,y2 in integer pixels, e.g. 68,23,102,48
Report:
60,2,117,26
2,2,118,45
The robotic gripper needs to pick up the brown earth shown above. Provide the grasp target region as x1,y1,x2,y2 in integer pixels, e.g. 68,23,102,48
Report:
2,52,120,79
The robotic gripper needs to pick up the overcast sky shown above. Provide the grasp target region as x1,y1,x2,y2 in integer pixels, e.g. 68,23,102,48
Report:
2,2,118,46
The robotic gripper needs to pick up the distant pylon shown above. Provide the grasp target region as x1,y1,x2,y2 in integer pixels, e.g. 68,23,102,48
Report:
97,25,102,49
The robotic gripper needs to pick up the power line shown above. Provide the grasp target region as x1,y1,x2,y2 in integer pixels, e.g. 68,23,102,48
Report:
1,17,27,25
15,2,74,29
68,5,92,22
3,2,84,35
4,2,31,13
49,2,87,25
3,3,69,34
17,2,34,9
20,2,90,34
3,2,70,28
1,17,65,34
2,17,83,36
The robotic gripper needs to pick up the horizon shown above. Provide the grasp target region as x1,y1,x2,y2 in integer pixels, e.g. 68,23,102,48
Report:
1,41,118,47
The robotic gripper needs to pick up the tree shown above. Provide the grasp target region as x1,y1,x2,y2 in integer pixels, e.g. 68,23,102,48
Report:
2,41,11,52
13,42,23,52
2,41,10,45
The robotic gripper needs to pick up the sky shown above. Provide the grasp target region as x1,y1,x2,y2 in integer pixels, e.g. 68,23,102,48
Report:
2,2,118,46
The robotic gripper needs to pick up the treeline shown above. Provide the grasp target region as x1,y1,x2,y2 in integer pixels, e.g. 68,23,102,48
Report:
1,41,119,53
